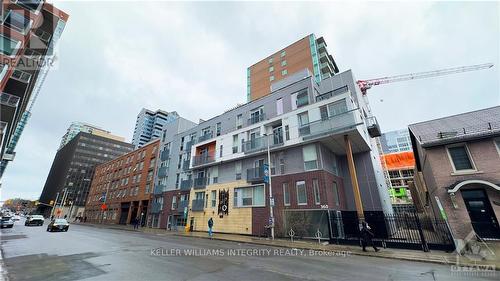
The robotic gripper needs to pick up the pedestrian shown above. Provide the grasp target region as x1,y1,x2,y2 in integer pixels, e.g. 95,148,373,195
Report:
360,221,379,252
208,217,214,239
84,216,87,223
133,217,140,230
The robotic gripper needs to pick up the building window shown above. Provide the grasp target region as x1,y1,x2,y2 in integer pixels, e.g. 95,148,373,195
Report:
211,190,217,208
285,125,290,141
232,135,239,153
303,144,318,170
327,99,348,116
219,145,223,158
281,69,288,76
268,58,273,64
276,98,283,115
0,35,19,56
296,89,309,108
495,139,500,157
296,181,307,205
280,50,286,57
236,114,243,129
447,144,475,171
283,183,290,206
269,75,275,82
4,11,32,34
171,196,177,210
313,179,320,205
269,66,274,73
235,161,242,180
216,122,221,136
281,60,287,67
332,182,340,206
234,185,265,207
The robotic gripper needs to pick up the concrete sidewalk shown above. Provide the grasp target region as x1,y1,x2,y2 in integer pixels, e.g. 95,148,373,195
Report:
74,222,499,270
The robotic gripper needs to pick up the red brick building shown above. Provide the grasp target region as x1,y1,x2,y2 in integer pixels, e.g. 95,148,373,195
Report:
85,139,160,225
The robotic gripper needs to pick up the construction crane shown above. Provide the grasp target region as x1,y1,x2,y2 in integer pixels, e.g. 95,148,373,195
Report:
357,63,494,95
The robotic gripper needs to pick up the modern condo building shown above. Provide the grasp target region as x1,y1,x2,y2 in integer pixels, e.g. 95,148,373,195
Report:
0,0,69,178
132,108,179,148
246,34,339,101
150,69,391,237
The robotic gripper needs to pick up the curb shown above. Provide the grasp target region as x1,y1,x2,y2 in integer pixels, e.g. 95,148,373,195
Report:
172,233,498,270
74,224,498,271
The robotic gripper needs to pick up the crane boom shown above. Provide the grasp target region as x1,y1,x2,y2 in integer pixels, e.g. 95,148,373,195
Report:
357,63,494,95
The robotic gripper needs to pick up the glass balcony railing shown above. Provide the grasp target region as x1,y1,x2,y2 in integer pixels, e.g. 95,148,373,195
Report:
151,202,163,213
180,179,192,190
198,132,213,143
160,149,170,161
157,166,168,178
299,109,360,139
247,113,266,125
246,167,265,183
193,177,208,189
191,199,205,211
182,160,190,171
315,86,348,102
153,184,165,195
176,200,189,213
242,136,267,154
192,153,215,167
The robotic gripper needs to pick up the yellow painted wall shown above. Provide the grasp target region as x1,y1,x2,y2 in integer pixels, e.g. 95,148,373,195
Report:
188,180,252,235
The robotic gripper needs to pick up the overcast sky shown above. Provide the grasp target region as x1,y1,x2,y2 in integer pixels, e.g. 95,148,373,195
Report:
1,1,498,201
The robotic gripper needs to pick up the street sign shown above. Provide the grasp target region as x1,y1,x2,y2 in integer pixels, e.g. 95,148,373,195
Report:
56,208,62,215
101,203,107,211
263,164,269,183
270,197,275,207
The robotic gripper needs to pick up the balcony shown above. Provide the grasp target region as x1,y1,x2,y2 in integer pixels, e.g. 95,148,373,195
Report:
191,199,205,212
182,160,190,171
242,136,267,154
0,92,21,108
198,132,213,143
157,166,168,178
248,113,266,125
151,202,163,213
317,42,327,53
247,167,265,183
192,153,215,167
160,149,169,161
177,200,189,214
320,62,333,74
315,86,349,102
180,179,192,190
193,177,208,189
366,116,381,138
153,184,165,195
185,140,195,151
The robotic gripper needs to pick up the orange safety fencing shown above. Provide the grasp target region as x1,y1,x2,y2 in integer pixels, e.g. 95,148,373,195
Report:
381,151,415,170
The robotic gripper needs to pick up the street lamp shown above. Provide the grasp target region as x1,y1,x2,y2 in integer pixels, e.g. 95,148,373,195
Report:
263,133,275,240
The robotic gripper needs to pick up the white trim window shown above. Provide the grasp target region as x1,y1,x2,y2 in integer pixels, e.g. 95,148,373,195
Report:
303,144,318,170
283,183,290,206
234,185,265,207
313,179,320,205
296,181,307,205
211,190,217,208
446,144,476,172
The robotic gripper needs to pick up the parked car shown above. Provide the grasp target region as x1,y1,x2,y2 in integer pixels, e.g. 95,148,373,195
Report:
13,214,21,221
1,216,14,228
25,215,45,226
47,219,69,232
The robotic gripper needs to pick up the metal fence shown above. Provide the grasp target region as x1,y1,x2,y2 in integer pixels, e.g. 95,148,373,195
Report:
328,211,455,252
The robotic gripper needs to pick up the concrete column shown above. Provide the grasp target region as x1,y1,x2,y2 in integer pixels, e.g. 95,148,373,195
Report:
344,135,364,221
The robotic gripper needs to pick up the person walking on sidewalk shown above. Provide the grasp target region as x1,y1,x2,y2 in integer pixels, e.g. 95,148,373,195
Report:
360,221,379,252
133,217,140,230
208,217,214,239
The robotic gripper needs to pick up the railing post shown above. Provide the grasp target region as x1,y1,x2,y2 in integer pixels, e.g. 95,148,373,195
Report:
414,212,429,252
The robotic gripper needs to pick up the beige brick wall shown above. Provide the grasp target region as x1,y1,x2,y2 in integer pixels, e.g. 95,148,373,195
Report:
188,180,253,235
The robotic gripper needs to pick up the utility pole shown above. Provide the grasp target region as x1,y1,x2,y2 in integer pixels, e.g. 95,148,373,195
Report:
264,133,275,240
50,192,60,218
59,188,68,218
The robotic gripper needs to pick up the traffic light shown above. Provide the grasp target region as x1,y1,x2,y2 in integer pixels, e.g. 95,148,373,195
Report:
34,201,39,206
49,200,54,205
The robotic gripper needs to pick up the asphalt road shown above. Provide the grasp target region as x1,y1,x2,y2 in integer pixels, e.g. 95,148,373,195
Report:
1,218,497,281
